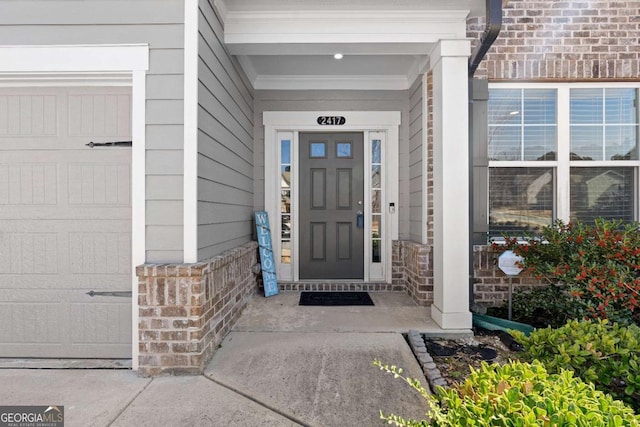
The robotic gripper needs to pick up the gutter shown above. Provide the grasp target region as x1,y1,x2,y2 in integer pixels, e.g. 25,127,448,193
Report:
468,0,504,77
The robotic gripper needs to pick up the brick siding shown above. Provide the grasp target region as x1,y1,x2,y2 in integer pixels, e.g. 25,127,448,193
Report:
136,242,258,376
472,245,548,306
393,241,434,306
468,0,640,80
461,1,640,304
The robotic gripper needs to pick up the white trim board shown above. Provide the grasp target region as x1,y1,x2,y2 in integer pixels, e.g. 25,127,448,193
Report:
183,0,199,263
0,44,149,371
263,111,400,284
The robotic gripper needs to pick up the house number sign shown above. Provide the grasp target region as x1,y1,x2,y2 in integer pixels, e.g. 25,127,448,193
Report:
254,211,279,297
317,116,346,125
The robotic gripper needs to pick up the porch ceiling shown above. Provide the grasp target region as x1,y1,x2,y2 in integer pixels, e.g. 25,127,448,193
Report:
215,0,484,90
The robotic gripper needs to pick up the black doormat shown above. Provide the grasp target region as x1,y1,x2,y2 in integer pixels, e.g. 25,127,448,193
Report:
299,291,374,306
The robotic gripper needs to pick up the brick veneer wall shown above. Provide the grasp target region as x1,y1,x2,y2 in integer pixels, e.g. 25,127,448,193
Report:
467,0,640,80
472,245,549,306
463,1,640,304
393,241,434,306
136,242,258,376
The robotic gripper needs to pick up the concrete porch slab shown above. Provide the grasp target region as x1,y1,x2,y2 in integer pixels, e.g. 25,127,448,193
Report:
234,291,471,336
205,331,429,427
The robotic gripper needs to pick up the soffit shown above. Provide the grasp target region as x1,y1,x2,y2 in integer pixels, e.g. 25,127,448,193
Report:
215,0,483,90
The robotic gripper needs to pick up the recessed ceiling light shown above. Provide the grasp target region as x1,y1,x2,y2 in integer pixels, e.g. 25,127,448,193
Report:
334,53,343,60
509,110,520,115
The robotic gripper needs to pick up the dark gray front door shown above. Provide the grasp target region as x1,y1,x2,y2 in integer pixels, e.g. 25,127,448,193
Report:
299,132,364,279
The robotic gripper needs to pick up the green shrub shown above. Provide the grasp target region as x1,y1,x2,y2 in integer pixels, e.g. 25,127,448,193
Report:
500,218,640,325
511,319,640,411
488,285,582,328
374,359,640,426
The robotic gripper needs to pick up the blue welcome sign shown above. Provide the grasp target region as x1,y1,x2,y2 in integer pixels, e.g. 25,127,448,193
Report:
254,211,279,297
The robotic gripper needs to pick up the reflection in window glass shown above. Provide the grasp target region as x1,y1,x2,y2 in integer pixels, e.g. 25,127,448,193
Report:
281,140,291,164
571,89,603,124
570,88,638,161
570,167,634,223
281,241,291,264
606,126,637,160
281,165,291,188
310,142,326,158
372,190,381,213
489,167,554,236
372,140,381,164
489,89,557,161
336,142,352,158
281,191,291,213
371,214,382,263
372,165,381,188
281,214,291,239
570,126,603,160
372,240,381,263
371,215,380,237
280,138,292,264
371,139,382,264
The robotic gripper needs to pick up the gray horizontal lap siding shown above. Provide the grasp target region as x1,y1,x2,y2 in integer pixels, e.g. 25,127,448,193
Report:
197,0,255,261
254,89,411,241
0,0,186,264
408,77,424,244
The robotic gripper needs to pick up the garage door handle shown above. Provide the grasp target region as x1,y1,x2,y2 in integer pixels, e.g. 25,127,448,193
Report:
86,141,132,148
86,290,132,297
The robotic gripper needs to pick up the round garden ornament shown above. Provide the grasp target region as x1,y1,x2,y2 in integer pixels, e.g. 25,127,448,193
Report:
498,250,524,320
498,250,524,276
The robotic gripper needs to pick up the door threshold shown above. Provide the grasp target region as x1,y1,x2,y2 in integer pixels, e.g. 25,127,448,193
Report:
287,279,367,283
279,282,403,292
0,358,132,369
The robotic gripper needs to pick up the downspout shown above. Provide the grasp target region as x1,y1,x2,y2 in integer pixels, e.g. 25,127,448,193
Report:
469,0,503,79
469,0,503,308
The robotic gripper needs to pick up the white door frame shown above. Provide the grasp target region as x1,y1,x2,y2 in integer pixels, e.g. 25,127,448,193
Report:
263,111,400,283
0,44,148,369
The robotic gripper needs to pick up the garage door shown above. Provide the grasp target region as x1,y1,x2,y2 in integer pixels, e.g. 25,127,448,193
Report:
0,87,132,358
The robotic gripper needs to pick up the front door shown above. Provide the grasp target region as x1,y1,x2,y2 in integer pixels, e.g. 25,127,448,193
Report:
299,132,364,279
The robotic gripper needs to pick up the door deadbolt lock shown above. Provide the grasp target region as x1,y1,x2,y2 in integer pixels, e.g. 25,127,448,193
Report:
356,210,364,228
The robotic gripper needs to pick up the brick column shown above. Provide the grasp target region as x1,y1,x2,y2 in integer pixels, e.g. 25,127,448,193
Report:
137,242,258,376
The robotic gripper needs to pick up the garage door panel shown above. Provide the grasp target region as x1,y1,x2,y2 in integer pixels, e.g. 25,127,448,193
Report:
0,208,130,220
1,276,128,291
0,301,62,343
0,94,57,137
0,163,57,205
69,232,131,275
0,87,132,359
0,289,131,358
68,163,130,205
0,232,59,275
68,94,131,138
71,302,131,345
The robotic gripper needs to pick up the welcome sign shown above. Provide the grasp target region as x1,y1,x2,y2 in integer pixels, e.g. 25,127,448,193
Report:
254,211,279,297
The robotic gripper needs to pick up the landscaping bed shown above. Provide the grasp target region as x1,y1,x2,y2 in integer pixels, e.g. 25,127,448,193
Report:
407,328,522,390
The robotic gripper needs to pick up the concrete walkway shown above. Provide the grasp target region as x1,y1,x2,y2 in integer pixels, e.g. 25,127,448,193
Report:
0,292,454,427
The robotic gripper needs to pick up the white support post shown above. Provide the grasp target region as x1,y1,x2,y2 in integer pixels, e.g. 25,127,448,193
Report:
429,39,472,329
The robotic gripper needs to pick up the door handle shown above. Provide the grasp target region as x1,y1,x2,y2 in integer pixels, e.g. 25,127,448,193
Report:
356,210,364,228
86,290,132,297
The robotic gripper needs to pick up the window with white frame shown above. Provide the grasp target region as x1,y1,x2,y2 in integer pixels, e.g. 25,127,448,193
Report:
488,84,639,236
